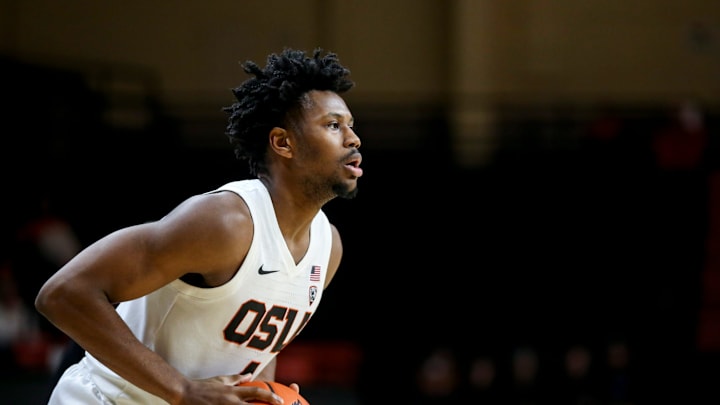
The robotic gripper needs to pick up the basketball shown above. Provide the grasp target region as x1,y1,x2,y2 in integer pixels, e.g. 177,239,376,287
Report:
237,380,310,405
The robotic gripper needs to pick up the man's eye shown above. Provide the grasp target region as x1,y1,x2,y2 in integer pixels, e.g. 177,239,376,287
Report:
328,122,340,129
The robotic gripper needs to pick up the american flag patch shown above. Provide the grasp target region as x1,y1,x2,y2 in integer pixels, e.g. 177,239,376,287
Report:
310,265,321,282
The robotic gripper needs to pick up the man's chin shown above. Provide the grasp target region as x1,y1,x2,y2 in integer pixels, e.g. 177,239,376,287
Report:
334,183,359,199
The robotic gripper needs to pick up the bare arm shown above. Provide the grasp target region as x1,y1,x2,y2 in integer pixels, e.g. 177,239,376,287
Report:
35,192,282,405
324,224,343,289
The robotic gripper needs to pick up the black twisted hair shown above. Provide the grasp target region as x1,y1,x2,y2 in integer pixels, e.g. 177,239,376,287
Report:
223,48,354,177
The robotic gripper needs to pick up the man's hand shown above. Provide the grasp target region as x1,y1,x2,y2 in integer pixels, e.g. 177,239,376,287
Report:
175,373,284,405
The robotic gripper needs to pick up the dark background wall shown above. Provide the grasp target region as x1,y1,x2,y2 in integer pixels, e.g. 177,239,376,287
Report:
1,1,719,404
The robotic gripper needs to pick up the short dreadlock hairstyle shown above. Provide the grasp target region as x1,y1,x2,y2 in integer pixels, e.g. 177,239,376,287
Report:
223,48,354,177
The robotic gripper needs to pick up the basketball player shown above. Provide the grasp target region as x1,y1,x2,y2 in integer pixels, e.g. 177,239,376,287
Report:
35,48,362,405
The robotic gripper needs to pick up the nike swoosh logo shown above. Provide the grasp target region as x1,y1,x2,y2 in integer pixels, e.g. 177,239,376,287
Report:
258,265,280,275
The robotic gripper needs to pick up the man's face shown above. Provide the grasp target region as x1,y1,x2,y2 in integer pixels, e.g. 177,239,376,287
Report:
288,90,363,201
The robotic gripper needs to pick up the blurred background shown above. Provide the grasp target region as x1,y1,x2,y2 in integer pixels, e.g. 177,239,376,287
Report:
1,1,719,404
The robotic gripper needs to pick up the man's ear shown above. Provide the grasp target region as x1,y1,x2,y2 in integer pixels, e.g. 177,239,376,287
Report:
269,127,292,158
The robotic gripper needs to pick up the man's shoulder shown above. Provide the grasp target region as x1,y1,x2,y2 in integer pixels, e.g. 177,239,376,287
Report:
214,178,262,193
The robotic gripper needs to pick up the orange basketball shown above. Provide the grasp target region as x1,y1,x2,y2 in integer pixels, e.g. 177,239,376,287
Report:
237,380,310,405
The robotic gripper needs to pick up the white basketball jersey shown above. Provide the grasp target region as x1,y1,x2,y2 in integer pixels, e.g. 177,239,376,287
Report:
82,179,332,404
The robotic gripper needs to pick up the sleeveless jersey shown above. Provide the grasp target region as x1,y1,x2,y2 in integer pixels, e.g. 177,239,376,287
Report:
79,179,331,404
